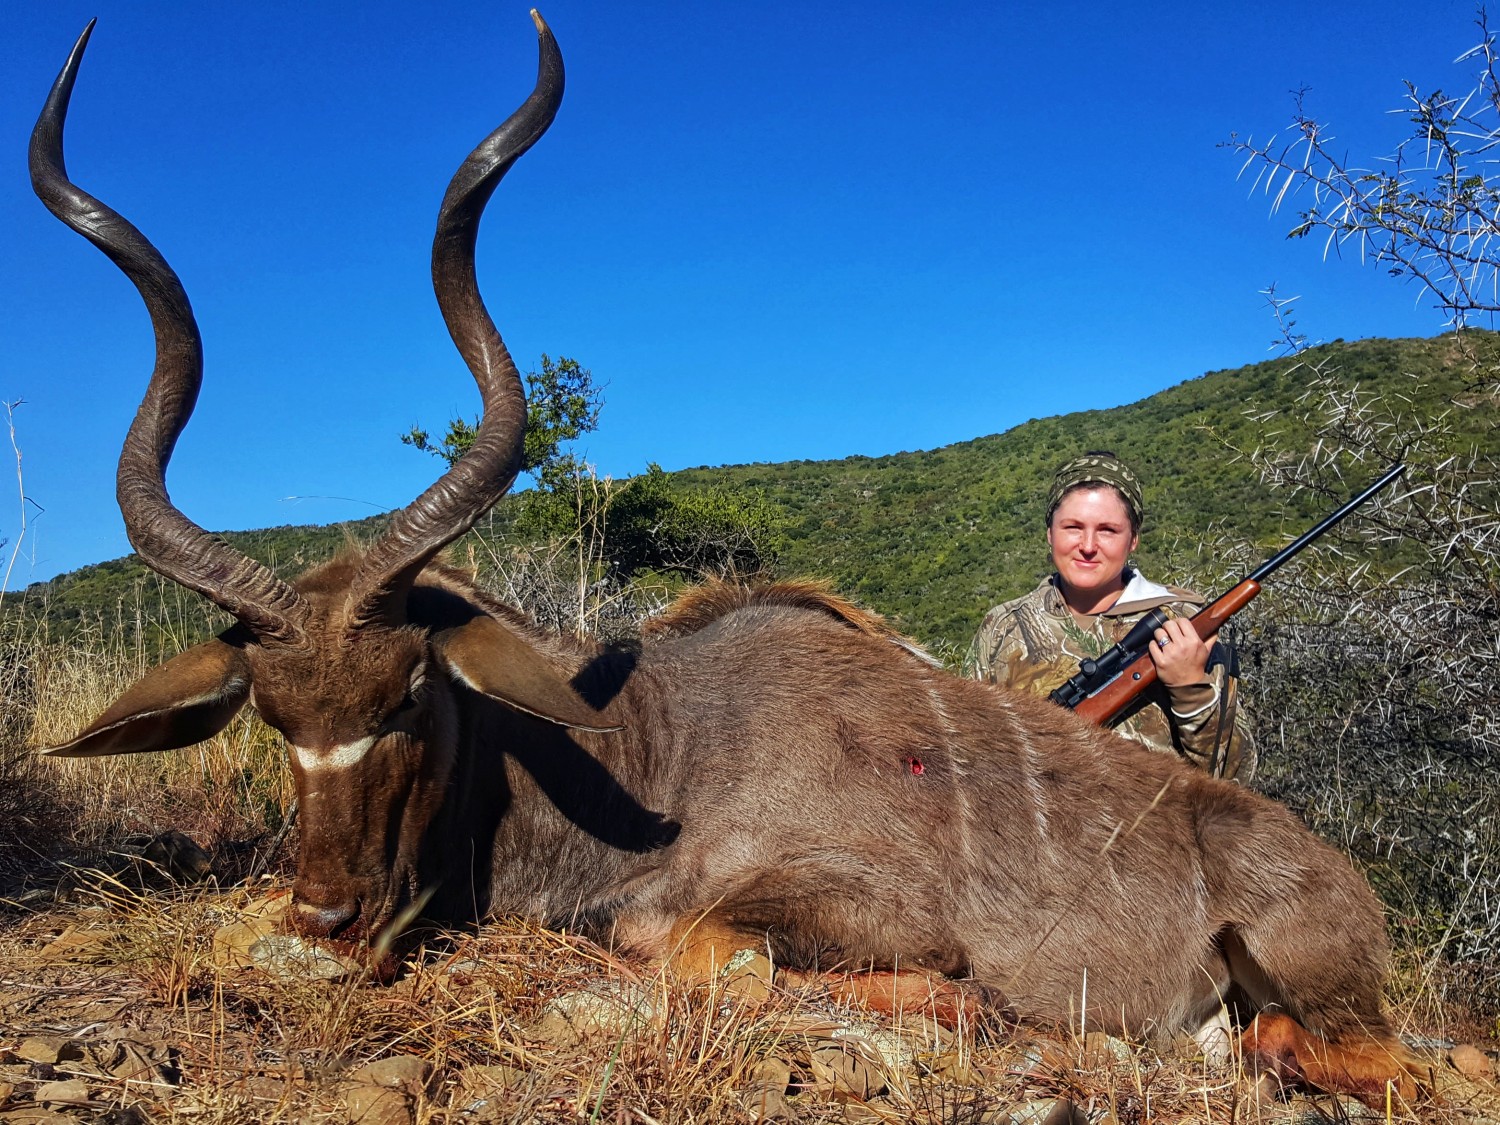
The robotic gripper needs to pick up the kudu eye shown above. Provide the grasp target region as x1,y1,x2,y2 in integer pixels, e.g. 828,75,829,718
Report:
382,664,428,727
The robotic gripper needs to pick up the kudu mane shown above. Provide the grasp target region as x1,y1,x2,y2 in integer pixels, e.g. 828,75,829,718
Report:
643,578,896,641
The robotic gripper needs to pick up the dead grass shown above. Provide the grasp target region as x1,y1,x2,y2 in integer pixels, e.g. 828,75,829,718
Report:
3,884,1496,1124
2,611,294,901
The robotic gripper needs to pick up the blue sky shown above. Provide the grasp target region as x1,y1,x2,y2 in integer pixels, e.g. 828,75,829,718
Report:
0,2,1478,583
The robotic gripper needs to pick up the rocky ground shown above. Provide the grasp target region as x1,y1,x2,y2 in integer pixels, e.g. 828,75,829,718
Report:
0,874,1496,1125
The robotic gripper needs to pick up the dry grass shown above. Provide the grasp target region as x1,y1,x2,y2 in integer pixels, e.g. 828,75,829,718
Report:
3,884,1497,1124
2,603,294,897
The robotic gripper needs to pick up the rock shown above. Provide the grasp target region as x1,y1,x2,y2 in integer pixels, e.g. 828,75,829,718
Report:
345,1085,413,1125
916,1047,977,1086
1016,1037,1070,1076
721,948,773,1001
808,1042,886,1100
990,1099,1088,1125
453,1065,530,1121
33,1079,90,1107
531,982,659,1046
1450,1043,1495,1081
347,1056,432,1093
240,889,295,921
140,829,213,884
255,934,363,980
212,906,362,982
832,1024,927,1073
97,1039,179,1086
1283,1092,1384,1122
742,1056,793,1121
344,1056,432,1125
37,925,119,964
212,893,321,976
1079,1031,1134,1069
14,1039,81,1066
0,1108,76,1124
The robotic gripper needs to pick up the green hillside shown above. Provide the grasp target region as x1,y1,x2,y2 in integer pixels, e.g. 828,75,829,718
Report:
677,332,1478,647
10,333,1482,653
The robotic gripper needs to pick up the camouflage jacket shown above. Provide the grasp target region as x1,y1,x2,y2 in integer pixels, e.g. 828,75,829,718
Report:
965,571,1255,781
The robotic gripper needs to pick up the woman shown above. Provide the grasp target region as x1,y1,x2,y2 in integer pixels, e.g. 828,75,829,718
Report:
966,451,1254,781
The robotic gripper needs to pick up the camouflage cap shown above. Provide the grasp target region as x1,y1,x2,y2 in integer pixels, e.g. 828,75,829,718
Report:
1046,452,1143,528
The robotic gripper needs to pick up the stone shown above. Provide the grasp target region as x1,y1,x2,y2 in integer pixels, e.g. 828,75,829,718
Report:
140,830,213,884
347,1056,432,1093
37,925,119,964
808,1042,886,1100
345,1084,413,1125
917,1047,977,1086
721,948,774,1001
741,1056,793,1121
452,1065,529,1121
98,1039,178,1086
1078,1031,1134,1069
531,982,659,1045
991,1099,1088,1125
831,1025,920,1073
211,903,284,970
212,892,354,982
344,1056,431,1125
33,1079,90,1107
1450,1043,1495,1081
837,1103,886,1123
0,1109,75,1124
14,1039,81,1067
1016,1037,1070,1076
257,934,362,980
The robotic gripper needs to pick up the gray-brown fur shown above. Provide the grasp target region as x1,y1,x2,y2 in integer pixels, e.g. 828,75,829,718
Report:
405,567,1393,1043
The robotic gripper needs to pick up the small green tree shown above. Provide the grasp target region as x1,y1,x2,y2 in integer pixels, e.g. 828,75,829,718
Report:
402,355,784,637
401,354,603,484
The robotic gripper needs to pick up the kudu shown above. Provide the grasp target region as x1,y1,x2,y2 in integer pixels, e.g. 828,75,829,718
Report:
34,14,1418,1103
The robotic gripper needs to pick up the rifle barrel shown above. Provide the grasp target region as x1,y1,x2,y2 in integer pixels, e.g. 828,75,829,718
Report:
1245,463,1406,584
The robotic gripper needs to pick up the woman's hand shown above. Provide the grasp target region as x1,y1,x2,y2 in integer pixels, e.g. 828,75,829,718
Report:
1147,616,1211,688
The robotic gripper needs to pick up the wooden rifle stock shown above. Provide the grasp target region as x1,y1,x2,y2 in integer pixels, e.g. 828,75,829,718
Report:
1070,578,1260,725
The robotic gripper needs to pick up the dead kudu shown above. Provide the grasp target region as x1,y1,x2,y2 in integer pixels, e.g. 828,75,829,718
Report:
33,14,1418,1104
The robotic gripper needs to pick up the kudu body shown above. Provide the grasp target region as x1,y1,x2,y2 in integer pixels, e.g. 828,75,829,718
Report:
34,15,1416,1103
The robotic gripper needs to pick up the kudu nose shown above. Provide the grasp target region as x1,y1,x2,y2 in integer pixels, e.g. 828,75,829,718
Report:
292,899,359,939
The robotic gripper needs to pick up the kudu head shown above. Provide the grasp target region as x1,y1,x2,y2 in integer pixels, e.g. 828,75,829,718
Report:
33,13,613,949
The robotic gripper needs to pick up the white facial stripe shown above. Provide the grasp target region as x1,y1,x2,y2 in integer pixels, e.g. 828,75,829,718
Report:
293,735,376,772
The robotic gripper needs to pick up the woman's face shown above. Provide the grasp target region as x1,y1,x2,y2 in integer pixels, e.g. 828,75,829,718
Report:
1047,486,1139,603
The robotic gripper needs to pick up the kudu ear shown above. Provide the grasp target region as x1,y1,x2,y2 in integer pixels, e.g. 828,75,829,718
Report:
435,616,621,733
41,639,252,758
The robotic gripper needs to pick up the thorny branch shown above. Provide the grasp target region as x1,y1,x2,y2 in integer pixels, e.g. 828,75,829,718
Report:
1228,10,1500,328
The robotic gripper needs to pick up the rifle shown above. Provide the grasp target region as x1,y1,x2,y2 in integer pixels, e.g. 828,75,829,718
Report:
1049,463,1407,726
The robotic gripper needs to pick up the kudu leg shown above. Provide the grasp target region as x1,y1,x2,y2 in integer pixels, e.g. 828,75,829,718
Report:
1193,796,1423,1103
1217,925,1422,1103
783,967,1013,1031
663,913,1011,1030
1241,1011,1423,1107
